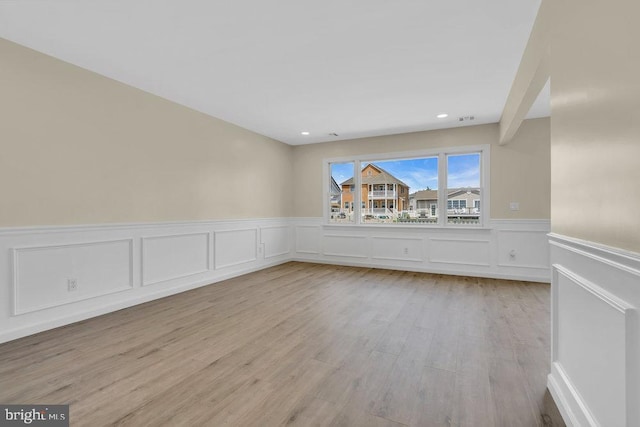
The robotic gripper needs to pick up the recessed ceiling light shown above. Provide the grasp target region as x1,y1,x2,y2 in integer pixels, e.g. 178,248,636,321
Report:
436,113,448,119
301,131,310,135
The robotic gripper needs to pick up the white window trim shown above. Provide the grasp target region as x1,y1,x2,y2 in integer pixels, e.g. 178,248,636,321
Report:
323,144,490,228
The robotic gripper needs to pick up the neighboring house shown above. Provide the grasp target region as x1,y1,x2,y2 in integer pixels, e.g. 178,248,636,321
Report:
447,188,481,216
339,164,410,216
410,188,481,219
410,189,438,218
329,176,341,213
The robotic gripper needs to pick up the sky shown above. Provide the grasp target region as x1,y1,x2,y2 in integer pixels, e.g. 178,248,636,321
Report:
331,153,480,192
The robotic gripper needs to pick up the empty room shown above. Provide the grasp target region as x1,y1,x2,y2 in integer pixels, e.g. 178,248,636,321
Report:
1,0,638,426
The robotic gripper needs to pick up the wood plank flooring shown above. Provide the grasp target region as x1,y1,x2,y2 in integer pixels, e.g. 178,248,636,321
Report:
0,262,565,426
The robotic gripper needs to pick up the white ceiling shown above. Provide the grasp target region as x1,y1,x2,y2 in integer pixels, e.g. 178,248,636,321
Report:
0,0,546,145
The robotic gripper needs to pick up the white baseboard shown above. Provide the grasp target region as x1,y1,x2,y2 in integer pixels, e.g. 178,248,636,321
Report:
0,217,551,344
548,233,640,427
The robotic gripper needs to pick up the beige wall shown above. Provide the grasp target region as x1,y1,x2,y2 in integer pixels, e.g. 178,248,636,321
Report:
292,118,550,219
550,0,640,253
0,39,293,227
0,38,551,228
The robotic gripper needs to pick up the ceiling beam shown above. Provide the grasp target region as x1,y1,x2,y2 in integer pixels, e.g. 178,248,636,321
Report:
499,0,551,145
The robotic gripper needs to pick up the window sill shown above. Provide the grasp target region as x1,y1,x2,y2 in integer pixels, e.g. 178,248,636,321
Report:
322,222,492,231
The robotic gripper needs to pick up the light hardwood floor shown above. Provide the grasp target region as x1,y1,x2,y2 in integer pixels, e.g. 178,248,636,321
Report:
0,262,564,426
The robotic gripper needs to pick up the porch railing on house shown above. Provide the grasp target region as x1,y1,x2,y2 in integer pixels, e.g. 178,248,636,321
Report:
362,208,395,216
369,190,397,198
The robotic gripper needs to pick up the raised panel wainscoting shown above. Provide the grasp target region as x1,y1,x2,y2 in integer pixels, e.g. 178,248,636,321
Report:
548,233,640,427
0,218,550,344
292,218,551,283
0,219,291,344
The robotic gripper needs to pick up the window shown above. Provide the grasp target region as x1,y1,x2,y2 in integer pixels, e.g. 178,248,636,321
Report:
329,162,355,223
447,153,481,225
325,145,488,226
447,200,467,209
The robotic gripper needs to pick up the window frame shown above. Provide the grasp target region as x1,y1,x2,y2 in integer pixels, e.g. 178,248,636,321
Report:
323,144,490,228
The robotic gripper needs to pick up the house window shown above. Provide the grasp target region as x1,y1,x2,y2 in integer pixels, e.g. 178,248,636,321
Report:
329,161,355,223
324,145,488,226
447,153,481,225
447,200,467,209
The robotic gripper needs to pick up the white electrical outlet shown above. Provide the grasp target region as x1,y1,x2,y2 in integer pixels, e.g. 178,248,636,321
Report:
403,247,409,255
510,202,520,211
67,278,78,292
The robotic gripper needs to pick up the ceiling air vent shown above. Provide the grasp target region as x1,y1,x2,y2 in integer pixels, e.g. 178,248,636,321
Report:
458,116,475,122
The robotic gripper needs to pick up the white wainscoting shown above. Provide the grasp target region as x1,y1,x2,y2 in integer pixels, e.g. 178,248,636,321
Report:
214,228,258,269
142,232,210,286
292,218,551,282
0,217,551,344
428,237,491,267
295,226,321,255
13,239,134,315
548,233,640,427
371,236,423,263
323,234,369,258
260,226,291,259
0,218,291,344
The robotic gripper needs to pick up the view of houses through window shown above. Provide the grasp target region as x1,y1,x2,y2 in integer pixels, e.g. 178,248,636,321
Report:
329,162,355,223
447,153,481,224
328,151,482,225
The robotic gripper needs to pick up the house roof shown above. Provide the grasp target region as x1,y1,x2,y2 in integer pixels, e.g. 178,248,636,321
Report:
330,176,341,194
340,164,408,187
448,188,481,198
410,189,438,201
410,187,480,201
